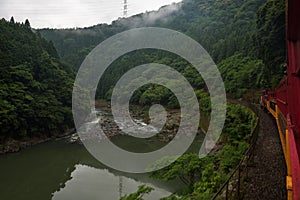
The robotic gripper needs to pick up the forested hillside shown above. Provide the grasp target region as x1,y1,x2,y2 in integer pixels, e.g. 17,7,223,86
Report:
0,18,74,141
39,0,286,99
0,0,286,141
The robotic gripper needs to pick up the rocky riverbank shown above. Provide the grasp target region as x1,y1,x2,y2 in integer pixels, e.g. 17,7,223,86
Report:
0,100,206,154
0,128,75,154
94,100,206,142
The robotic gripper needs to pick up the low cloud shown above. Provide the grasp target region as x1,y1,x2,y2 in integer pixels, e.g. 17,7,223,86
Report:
116,2,183,28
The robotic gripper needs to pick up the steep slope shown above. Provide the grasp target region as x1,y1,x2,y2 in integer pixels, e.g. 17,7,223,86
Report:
40,0,266,69
0,19,74,141
39,0,286,99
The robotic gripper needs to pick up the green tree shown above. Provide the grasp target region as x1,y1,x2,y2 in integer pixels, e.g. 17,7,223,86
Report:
150,154,202,190
25,19,30,27
0,18,74,139
10,16,14,23
255,0,286,87
120,185,154,200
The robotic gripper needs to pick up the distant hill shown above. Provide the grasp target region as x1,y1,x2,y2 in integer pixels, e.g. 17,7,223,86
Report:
39,0,285,99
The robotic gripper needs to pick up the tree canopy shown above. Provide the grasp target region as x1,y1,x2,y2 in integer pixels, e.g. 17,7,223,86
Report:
39,0,285,99
0,18,74,139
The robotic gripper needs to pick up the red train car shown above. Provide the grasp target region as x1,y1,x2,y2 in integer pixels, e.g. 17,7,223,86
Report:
261,0,300,199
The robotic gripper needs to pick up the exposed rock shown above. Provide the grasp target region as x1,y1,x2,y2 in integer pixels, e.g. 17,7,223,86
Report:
0,128,75,154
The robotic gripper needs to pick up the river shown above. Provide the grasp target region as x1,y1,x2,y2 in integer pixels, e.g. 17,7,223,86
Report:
0,109,204,200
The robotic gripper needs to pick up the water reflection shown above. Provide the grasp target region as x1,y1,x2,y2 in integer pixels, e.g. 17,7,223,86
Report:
52,164,171,200
0,108,201,200
0,140,179,200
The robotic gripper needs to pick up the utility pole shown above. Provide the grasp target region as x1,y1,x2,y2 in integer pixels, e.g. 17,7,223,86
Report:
123,0,128,17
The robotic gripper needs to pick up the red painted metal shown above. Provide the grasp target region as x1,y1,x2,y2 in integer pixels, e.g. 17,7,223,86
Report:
287,114,300,200
261,0,300,198
287,0,300,41
276,76,288,115
286,0,300,199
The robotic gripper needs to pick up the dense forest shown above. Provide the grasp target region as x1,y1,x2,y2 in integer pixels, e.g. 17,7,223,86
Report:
0,18,74,142
0,0,285,135
39,0,286,100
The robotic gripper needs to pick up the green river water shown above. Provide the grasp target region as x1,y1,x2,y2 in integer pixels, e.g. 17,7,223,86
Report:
0,135,204,200
0,110,204,200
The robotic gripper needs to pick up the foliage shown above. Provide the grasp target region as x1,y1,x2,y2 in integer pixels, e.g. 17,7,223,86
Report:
195,90,211,114
150,154,202,190
99,49,203,109
218,54,265,98
38,0,281,99
39,0,265,67
143,103,256,199
0,19,74,139
255,0,286,88
120,185,154,200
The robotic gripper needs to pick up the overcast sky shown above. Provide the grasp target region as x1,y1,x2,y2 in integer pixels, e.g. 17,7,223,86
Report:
0,0,182,28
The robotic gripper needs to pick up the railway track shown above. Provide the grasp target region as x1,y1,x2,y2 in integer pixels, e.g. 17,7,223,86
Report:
243,109,287,199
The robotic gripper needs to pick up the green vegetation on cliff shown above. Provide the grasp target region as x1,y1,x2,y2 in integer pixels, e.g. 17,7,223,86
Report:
0,19,74,140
